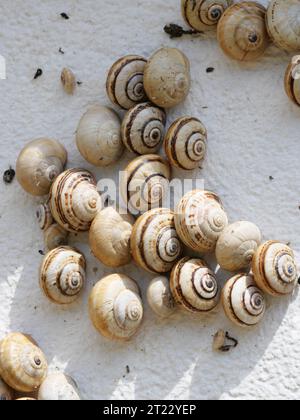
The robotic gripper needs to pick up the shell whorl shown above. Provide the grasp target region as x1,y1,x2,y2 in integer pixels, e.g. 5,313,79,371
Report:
36,203,53,231
285,55,300,107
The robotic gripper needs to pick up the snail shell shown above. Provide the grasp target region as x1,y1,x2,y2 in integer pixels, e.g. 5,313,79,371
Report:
39,246,86,304
170,257,220,313
44,224,69,252
61,68,76,94
131,208,183,274
106,55,148,110
147,276,176,318
0,333,47,393
181,0,233,32
284,55,300,107
252,241,298,297
36,202,53,231
266,0,300,52
216,221,262,272
0,377,14,400
164,117,207,170
89,274,143,341
16,138,67,196
217,2,269,61
174,190,228,253
222,274,266,327
38,373,81,400
16,398,36,400
89,207,135,268
49,169,102,232
76,105,124,167
121,102,166,155
120,154,171,215
144,48,191,108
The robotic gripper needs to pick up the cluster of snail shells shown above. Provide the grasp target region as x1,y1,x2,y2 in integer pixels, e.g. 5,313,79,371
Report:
285,55,300,107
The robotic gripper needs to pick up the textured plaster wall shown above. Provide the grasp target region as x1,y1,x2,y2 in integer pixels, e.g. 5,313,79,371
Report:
0,0,300,401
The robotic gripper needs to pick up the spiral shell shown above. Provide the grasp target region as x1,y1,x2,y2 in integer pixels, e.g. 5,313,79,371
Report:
0,377,14,400
0,333,47,393
175,190,228,253
144,48,191,108
49,169,102,232
266,0,300,52
76,105,124,167
181,0,233,32
44,224,69,252
164,117,207,170
106,55,148,110
222,274,266,327
120,154,171,215
121,103,166,155
38,373,82,400
252,241,298,297
36,203,53,231
16,138,67,196
284,55,300,107
170,257,220,313
89,274,143,341
39,246,86,304
61,68,76,94
147,276,176,318
217,2,269,61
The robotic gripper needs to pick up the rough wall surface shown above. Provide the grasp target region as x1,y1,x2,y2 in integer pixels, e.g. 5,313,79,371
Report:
0,0,300,401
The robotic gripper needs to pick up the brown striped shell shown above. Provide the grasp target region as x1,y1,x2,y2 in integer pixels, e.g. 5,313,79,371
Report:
217,2,269,61
39,246,86,304
44,224,69,252
36,202,53,231
284,55,300,107
222,274,266,327
131,208,183,274
121,103,166,155
164,117,207,170
170,257,220,313
0,377,14,400
106,55,148,110
252,241,298,297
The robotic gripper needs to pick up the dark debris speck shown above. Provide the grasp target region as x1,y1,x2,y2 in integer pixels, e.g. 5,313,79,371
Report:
59,48,65,54
269,176,274,181
3,167,15,184
60,13,70,20
126,366,130,374
33,69,43,80
206,67,215,73
39,250,45,256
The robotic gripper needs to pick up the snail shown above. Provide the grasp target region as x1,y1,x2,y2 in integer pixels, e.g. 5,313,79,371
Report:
120,154,171,215
76,105,124,167
106,55,148,110
252,241,298,297
217,2,269,61
0,333,47,393
131,208,183,274
143,48,191,108
89,207,135,268
174,190,228,253
38,373,82,400
181,0,233,32
284,55,300,107
39,246,86,305
170,257,220,313
0,377,14,400
147,276,176,318
212,330,238,352
121,102,166,155
164,117,207,170
215,221,262,272
44,224,69,251
89,274,143,341
49,169,102,232
36,202,53,231
16,398,36,400
266,0,300,52
61,68,76,94
222,273,266,327
16,138,67,196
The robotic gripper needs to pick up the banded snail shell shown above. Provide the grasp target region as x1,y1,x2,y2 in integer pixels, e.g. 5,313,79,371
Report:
38,373,82,400
284,55,300,107
147,276,176,318
44,224,69,252
36,202,53,231
170,257,220,313
164,117,207,170
252,241,298,297
0,377,14,400
222,274,266,327
131,208,183,274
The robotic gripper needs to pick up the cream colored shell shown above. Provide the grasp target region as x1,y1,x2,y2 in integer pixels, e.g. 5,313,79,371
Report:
36,202,53,231
106,55,148,110
175,190,228,253
38,373,81,400
144,48,191,108
121,103,166,155
222,274,266,327
252,241,298,297
16,398,36,400
0,377,14,400
89,274,143,341
0,333,48,393
39,246,86,304
164,117,207,170
170,257,220,313
266,0,300,52
16,138,67,196
50,169,102,232
147,276,176,318
61,68,76,94
44,224,69,251
216,221,262,272
89,207,135,268
76,105,124,167
217,2,269,61
131,208,183,274
285,55,300,107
